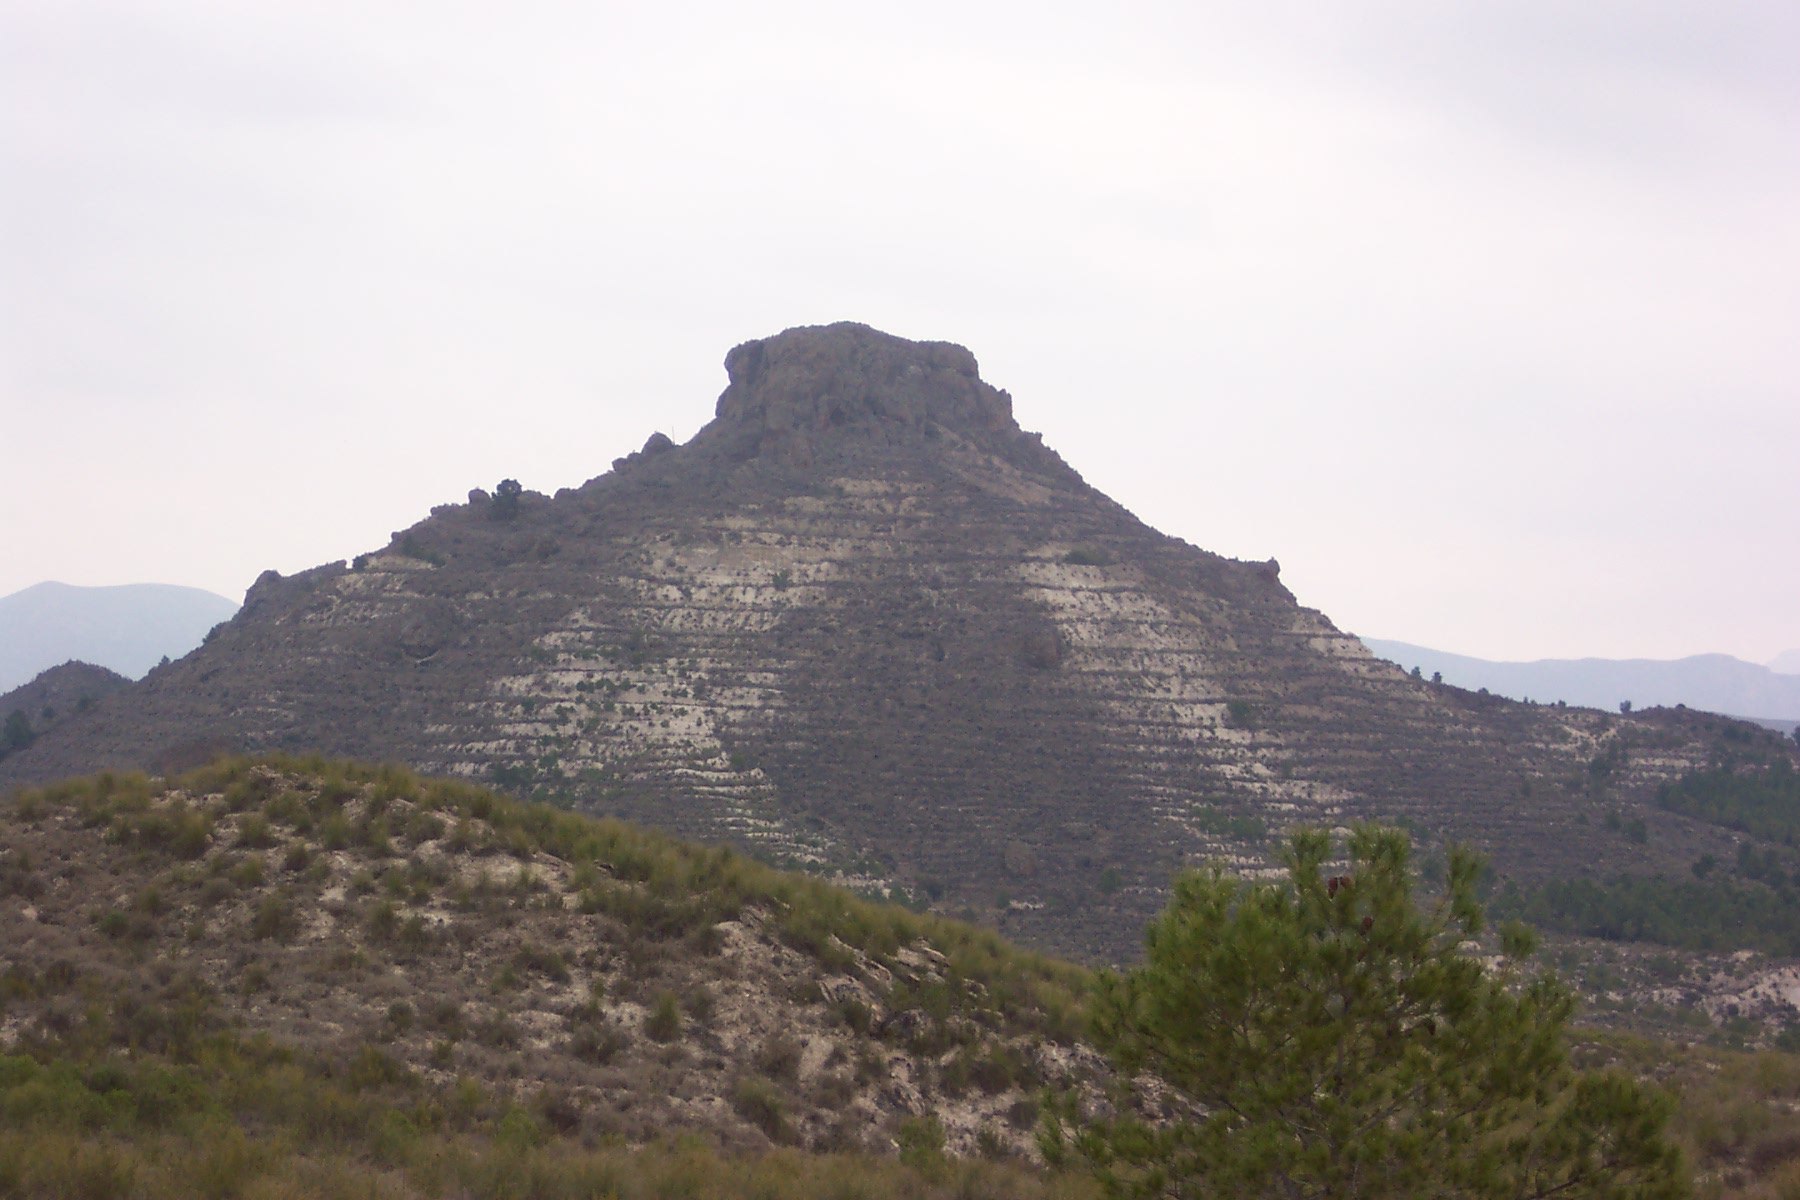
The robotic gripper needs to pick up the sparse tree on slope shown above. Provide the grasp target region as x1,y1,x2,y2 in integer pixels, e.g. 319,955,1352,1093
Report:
1043,825,1685,1200
1,709,32,759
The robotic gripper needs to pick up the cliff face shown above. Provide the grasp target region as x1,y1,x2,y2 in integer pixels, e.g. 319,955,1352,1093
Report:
2,323,1740,959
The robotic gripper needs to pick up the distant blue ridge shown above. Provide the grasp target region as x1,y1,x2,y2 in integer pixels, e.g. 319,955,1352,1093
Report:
0,581,240,693
1360,638,1800,728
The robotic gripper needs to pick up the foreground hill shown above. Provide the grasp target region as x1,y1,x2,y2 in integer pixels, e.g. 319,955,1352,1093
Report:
0,757,1092,1162
13,761,1800,1196
0,323,1752,959
0,581,238,692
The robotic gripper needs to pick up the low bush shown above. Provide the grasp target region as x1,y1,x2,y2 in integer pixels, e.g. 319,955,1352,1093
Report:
514,942,571,983
569,1021,627,1065
754,1032,802,1085
730,1075,795,1145
644,994,682,1043
235,814,274,849
250,894,296,941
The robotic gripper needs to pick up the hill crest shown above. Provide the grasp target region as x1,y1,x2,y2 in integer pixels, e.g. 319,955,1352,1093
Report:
0,757,1092,1157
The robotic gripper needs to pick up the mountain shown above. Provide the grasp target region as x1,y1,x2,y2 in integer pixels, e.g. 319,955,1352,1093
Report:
0,580,240,692
1771,649,1800,676
1361,640,1800,727
0,323,1771,961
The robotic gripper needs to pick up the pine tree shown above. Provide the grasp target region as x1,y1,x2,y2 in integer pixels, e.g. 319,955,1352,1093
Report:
1,709,32,758
1043,825,1686,1199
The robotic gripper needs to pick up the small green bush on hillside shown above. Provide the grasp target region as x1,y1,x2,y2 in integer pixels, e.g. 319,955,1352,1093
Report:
0,709,34,760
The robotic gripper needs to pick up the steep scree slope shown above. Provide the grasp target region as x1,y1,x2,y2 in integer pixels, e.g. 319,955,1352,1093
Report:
0,323,1736,959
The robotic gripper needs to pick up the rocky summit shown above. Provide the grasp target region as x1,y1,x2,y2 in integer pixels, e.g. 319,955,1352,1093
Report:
1,323,1751,960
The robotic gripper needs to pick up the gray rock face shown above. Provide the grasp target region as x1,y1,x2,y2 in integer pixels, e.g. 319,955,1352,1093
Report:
708,325,1009,462
0,323,1762,960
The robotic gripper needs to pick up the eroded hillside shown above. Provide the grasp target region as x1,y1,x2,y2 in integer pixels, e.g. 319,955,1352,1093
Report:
0,758,1095,1158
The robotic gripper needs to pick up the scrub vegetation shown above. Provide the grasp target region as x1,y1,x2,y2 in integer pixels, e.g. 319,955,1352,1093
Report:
9,758,1800,1197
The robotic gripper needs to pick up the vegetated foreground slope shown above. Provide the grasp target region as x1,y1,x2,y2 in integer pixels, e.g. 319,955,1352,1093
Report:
13,762,1800,1198
0,323,1747,960
0,757,1094,1163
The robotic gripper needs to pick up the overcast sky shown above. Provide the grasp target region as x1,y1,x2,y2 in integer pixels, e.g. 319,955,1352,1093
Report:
3,2,1795,663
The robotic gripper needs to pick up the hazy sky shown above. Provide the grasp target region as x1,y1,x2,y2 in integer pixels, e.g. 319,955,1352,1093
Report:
3,2,1795,663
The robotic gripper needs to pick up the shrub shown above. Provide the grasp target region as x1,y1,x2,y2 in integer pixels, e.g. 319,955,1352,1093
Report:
976,1125,1011,1161
406,812,446,843
358,816,392,857
644,994,682,1043
833,997,873,1034
424,1000,464,1040
473,1013,521,1049
897,1115,947,1170
320,815,351,850
345,1045,412,1092
250,895,296,941
236,814,274,849
730,1076,794,1144
683,986,716,1023
570,1022,628,1065
513,943,571,983
754,1033,803,1085
398,915,430,951
367,900,400,941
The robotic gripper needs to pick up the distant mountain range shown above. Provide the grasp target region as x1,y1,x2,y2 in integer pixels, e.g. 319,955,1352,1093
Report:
1360,639,1800,727
0,582,240,693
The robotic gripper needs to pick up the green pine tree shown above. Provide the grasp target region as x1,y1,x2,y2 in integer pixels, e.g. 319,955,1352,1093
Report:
1,709,33,758
1043,825,1686,1200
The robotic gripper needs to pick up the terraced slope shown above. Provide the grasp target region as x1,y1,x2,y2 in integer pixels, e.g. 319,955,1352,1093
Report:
0,323,1754,960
